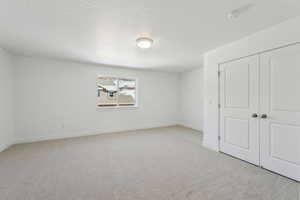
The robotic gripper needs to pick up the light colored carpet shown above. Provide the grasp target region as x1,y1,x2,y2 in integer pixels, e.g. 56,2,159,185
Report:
0,126,299,200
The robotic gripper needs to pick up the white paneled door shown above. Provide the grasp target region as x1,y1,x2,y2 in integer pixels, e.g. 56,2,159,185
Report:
219,56,260,166
219,44,300,181
260,44,300,181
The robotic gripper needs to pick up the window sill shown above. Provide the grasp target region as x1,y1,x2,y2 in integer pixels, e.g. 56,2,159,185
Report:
96,105,139,111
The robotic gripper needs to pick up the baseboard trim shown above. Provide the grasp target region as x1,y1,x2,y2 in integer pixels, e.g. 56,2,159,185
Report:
14,123,178,145
177,123,202,132
202,141,219,152
0,143,13,152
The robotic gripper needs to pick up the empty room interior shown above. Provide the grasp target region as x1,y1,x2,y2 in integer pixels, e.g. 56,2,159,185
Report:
1,0,300,199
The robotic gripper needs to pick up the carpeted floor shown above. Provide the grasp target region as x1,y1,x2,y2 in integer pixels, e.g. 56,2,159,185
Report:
0,126,299,200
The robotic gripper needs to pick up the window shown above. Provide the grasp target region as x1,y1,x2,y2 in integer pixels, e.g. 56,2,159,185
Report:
97,76,137,107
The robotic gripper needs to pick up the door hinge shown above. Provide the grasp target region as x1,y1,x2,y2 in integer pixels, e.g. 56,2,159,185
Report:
218,136,221,141
218,71,221,77
218,104,221,108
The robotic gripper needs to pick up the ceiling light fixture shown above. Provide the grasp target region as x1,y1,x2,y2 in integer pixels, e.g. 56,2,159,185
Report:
136,37,153,49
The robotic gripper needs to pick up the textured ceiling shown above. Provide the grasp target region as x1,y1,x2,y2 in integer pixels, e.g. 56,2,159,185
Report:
0,0,300,72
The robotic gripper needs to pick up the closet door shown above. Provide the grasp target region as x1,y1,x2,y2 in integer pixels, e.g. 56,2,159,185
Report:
219,56,260,165
260,44,300,181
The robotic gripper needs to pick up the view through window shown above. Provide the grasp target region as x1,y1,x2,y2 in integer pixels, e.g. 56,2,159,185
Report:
97,76,136,107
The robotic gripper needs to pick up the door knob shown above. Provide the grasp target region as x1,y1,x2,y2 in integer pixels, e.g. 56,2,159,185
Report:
261,114,267,119
252,113,258,118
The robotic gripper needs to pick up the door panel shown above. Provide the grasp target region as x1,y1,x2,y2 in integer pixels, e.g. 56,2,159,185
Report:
270,123,300,165
224,63,249,108
224,117,250,149
220,56,259,165
260,44,300,181
270,54,300,112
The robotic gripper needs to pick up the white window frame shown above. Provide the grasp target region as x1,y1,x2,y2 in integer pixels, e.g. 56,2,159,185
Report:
96,75,139,110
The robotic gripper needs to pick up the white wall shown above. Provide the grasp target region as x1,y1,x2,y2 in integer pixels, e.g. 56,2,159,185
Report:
14,56,180,143
179,68,203,131
203,16,300,151
0,48,14,151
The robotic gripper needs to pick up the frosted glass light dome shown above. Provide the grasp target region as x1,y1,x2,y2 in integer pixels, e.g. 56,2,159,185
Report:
136,37,153,49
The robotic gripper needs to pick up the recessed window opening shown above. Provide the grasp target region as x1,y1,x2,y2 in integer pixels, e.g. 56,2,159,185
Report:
97,76,137,107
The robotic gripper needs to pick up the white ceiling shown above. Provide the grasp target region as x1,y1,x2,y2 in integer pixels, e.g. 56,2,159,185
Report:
0,0,300,72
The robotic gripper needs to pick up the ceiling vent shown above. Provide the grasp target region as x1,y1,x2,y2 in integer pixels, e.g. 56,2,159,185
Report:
228,3,255,19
